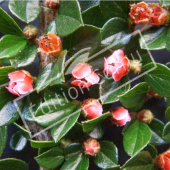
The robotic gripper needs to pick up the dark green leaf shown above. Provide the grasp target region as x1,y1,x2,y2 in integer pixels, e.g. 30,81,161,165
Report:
119,82,148,111
143,144,157,159
0,126,7,156
0,158,29,170
35,147,64,169
9,0,41,23
10,131,27,151
0,7,23,36
55,0,83,36
99,76,130,104
30,140,59,148
46,21,57,34
82,112,110,132
166,106,170,121
142,63,170,97
123,120,152,156
0,35,27,59
79,0,99,12
11,44,37,68
94,141,118,169
163,122,170,143
35,50,67,92
160,0,170,6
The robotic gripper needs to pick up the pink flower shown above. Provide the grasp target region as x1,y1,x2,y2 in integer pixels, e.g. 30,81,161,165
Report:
104,50,130,81
83,138,100,156
71,63,100,88
111,107,131,126
81,99,103,119
6,70,33,96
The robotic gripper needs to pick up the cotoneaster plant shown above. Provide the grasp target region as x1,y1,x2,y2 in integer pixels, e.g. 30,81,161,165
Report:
0,0,170,170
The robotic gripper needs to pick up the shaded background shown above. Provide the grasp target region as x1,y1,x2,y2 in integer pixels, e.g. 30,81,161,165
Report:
1,1,170,170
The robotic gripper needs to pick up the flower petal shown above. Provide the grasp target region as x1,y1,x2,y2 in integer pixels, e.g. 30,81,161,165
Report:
8,71,26,82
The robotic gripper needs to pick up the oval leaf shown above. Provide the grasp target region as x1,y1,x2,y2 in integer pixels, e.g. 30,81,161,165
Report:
163,122,170,143
144,144,157,159
0,126,7,156
30,140,58,149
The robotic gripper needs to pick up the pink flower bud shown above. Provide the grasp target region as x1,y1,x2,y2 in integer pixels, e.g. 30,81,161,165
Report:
129,2,152,24
45,0,60,10
104,50,130,81
137,109,154,124
6,70,33,96
71,63,100,88
81,99,103,119
149,3,169,26
83,138,100,156
155,149,170,170
111,107,131,126
38,32,62,56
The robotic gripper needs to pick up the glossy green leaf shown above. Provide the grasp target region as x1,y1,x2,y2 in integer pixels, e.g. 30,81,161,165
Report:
140,26,168,50
0,126,7,156
35,147,64,169
100,76,130,104
94,141,118,169
82,112,110,132
0,158,29,170
9,0,41,23
61,153,89,170
0,100,23,126
148,118,166,146
46,21,57,34
82,5,108,28
166,106,170,121
35,50,67,92
160,0,170,6
121,151,154,170
102,18,131,48
0,35,27,59
10,131,27,151
163,122,170,143
143,144,157,159
119,82,148,111
11,44,37,68
0,7,23,36
55,0,83,36
123,120,152,156
79,0,99,12
30,140,58,149
142,63,170,97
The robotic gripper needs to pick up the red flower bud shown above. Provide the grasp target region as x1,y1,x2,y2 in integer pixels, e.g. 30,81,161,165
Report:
83,138,100,156
71,63,100,88
155,149,170,170
137,109,154,124
149,3,169,26
38,32,62,56
6,70,33,96
23,25,38,39
45,0,60,10
104,50,130,81
111,107,131,126
129,2,152,24
81,99,103,119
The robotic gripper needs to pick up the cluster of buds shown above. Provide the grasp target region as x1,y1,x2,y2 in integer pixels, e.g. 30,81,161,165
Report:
130,2,169,26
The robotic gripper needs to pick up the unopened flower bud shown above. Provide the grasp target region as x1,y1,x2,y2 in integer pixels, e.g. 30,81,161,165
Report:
45,0,60,10
137,109,154,124
60,138,72,149
83,138,100,156
81,99,103,119
130,60,142,74
23,25,38,39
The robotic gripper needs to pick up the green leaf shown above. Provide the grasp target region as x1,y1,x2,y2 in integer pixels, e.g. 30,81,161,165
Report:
143,144,157,159
0,7,23,36
0,158,29,170
9,0,41,23
61,153,89,170
82,5,108,28
30,140,59,149
123,120,152,156
142,63,170,97
101,18,131,48
10,131,27,151
82,112,110,132
35,147,64,169
55,0,83,36
0,66,16,85
121,151,154,170
0,126,7,156
140,26,168,50
0,100,23,127
119,82,148,111
160,0,170,6
35,50,67,92
11,44,37,68
163,122,170,143
0,35,27,59
99,76,130,104
166,28,170,51
166,106,170,121
148,118,166,146
46,21,57,34
94,141,118,169
63,25,101,55
79,0,99,12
